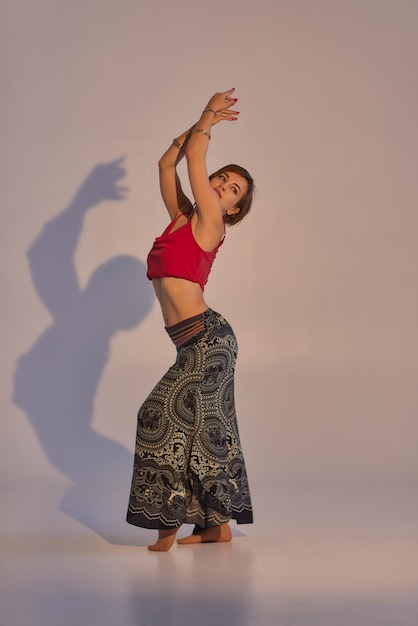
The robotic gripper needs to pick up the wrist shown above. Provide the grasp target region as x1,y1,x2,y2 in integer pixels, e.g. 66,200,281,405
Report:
191,128,211,139
172,137,185,152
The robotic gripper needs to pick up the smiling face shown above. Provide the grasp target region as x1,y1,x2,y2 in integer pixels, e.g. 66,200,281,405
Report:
210,170,249,216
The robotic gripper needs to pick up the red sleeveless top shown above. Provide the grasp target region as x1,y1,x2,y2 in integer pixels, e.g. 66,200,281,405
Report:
146,214,224,291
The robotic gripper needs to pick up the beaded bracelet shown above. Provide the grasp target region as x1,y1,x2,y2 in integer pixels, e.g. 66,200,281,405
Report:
172,138,185,152
191,128,211,139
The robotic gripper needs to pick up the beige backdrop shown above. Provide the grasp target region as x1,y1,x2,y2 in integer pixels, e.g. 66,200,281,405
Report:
1,0,417,539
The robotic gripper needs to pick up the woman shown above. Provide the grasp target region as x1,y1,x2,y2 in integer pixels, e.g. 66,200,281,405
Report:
127,88,254,551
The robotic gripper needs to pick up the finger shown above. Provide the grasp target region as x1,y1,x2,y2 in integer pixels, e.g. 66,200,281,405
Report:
218,109,239,116
220,99,238,111
216,110,240,118
218,116,239,122
220,88,236,102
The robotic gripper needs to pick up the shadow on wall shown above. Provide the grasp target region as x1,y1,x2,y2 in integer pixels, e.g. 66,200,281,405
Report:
13,158,154,544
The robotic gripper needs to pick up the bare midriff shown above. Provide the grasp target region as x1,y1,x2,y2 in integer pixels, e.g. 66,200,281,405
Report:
152,277,209,327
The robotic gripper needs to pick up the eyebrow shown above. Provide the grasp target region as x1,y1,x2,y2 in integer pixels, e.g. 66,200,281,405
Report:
222,172,241,193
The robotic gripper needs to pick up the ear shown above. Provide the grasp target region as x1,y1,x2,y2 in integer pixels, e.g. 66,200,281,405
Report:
226,206,241,216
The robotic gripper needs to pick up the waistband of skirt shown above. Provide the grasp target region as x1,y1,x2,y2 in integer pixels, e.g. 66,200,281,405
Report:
165,310,209,349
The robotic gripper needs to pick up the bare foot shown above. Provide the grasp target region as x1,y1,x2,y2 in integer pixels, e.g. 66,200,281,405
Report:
148,528,177,552
177,523,232,545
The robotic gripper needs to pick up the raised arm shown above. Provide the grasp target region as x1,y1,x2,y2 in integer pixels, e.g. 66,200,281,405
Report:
158,125,195,220
185,89,239,245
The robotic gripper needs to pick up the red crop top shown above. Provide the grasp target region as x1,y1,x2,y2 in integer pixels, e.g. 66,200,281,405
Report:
146,214,224,291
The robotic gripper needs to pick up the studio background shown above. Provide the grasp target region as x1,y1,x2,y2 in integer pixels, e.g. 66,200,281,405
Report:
1,0,417,548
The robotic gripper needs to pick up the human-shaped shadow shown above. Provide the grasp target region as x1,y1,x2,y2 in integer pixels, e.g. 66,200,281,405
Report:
13,158,154,544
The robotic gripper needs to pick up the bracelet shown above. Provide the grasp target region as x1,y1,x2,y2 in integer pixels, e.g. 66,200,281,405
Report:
191,128,211,139
172,138,185,152
203,107,216,115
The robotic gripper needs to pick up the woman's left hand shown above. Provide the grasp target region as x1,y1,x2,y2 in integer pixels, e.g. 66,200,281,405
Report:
205,88,240,125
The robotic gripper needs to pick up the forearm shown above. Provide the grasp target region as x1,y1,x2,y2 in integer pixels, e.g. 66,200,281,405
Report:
185,110,215,160
157,91,236,217
158,124,196,171
158,122,200,217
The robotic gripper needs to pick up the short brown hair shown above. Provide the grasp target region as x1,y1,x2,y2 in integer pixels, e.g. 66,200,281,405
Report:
209,164,254,226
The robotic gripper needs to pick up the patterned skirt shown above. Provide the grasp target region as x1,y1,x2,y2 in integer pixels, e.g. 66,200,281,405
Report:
126,308,253,530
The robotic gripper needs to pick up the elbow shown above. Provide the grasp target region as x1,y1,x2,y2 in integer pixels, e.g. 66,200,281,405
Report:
158,156,176,172
158,151,171,169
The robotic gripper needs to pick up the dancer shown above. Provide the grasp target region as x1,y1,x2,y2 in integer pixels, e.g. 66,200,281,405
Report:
127,88,254,551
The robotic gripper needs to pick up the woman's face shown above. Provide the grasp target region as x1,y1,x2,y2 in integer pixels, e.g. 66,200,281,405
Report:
210,171,249,215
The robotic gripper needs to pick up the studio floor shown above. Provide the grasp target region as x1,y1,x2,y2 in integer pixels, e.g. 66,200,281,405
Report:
1,482,417,626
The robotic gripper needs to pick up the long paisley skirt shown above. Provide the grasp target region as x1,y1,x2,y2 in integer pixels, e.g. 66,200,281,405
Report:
126,308,253,530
